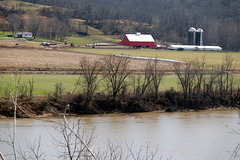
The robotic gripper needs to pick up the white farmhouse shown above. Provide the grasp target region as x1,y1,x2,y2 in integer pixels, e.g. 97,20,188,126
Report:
14,32,32,38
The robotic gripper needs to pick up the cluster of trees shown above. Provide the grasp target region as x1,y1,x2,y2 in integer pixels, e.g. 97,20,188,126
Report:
173,55,240,110
6,13,72,40
47,55,240,113
0,1,73,41
1,55,240,117
0,0,239,50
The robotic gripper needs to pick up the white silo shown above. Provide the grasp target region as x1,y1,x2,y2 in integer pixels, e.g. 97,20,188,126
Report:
195,28,203,46
188,27,196,45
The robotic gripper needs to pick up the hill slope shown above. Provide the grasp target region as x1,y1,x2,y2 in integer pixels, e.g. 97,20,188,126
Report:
0,0,239,51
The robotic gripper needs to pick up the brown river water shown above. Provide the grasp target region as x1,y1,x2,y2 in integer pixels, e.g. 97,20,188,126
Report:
0,109,239,160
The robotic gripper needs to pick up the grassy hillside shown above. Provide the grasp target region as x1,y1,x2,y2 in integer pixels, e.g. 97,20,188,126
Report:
0,0,120,45
65,19,120,45
8,0,51,13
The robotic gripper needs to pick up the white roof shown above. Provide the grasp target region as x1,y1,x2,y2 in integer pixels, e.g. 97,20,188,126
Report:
168,45,222,51
15,32,32,35
196,28,203,32
188,27,196,32
126,33,155,42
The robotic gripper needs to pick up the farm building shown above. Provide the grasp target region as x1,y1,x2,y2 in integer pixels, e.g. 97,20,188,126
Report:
117,33,156,48
168,27,222,51
168,45,222,51
14,32,32,38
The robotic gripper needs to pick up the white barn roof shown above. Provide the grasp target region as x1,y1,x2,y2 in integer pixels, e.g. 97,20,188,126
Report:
126,33,155,42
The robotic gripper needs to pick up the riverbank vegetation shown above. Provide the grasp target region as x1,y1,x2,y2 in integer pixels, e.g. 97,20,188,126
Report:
0,54,239,118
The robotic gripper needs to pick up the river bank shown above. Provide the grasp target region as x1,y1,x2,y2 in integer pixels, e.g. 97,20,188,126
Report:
0,89,239,118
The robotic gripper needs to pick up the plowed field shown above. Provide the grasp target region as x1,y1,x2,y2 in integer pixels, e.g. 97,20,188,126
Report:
0,40,175,71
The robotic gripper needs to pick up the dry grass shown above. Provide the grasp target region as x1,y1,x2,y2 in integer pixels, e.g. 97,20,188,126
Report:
0,40,174,71
67,46,240,69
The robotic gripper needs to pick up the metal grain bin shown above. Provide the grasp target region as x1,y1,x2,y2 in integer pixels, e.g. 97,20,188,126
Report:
195,28,203,46
188,27,196,45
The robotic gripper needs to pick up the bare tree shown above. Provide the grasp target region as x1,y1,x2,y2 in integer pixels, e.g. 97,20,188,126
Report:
80,58,102,107
173,62,194,106
53,118,97,160
0,19,7,34
151,59,165,99
102,55,131,100
127,143,159,160
0,74,22,160
18,136,45,160
28,14,43,39
7,14,19,36
218,54,235,99
0,152,5,160
136,60,154,101
192,56,206,98
202,65,219,99
97,140,160,160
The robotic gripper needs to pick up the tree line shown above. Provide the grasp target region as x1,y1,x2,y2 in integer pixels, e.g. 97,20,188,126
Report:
0,54,239,118
1,55,240,159
0,0,239,51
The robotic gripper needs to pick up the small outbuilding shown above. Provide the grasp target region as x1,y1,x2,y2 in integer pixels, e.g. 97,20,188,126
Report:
117,33,156,48
14,32,32,38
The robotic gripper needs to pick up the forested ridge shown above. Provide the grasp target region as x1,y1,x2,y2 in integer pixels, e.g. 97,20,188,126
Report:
1,0,240,51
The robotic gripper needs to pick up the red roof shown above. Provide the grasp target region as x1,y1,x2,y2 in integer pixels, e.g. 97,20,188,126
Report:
118,33,156,48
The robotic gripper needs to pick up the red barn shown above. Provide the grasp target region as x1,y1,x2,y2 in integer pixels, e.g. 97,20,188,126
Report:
117,33,156,48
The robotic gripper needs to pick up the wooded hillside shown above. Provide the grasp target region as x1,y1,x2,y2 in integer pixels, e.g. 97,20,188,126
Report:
0,0,239,51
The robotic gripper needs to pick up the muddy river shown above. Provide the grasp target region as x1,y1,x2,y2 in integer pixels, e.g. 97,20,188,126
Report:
0,110,239,160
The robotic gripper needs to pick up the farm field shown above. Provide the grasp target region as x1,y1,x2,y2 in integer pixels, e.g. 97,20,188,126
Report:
1,74,240,96
0,74,181,96
0,40,174,71
67,47,240,69
1,39,238,71
0,39,240,97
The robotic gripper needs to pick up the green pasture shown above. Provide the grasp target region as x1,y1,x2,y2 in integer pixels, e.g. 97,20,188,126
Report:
0,74,180,96
1,74,239,97
67,47,240,68
0,74,80,96
0,32,12,37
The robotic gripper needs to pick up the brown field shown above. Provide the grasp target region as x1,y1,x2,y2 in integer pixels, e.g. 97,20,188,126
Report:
0,40,175,71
